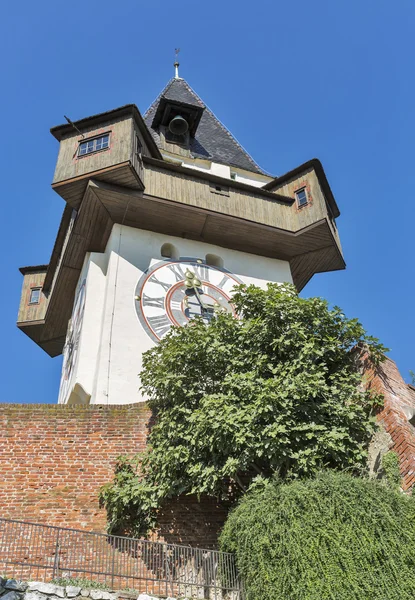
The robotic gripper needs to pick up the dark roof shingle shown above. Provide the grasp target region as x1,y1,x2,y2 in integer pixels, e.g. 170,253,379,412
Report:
144,78,266,175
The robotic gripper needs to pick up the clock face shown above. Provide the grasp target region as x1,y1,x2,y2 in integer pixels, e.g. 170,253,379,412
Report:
134,259,242,342
58,279,86,403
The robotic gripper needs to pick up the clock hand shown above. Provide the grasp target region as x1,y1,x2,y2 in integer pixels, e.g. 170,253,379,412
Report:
194,287,208,310
184,269,208,310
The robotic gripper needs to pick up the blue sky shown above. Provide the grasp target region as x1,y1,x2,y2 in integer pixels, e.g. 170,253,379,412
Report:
1,0,413,404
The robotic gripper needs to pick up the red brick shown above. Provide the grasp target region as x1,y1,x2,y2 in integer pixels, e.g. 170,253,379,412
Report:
0,403,225,547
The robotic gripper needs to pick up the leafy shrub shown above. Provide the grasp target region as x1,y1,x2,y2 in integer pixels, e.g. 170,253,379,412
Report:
100,284,386,536
381,451,401,489
220,471,415,600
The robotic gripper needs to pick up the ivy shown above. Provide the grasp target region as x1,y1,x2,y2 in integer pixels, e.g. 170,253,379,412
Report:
381,451,401,489
220,471,415,600
100,283,386,536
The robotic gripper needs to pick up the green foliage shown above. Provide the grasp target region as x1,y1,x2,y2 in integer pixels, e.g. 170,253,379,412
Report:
99,455,159,536
410,370,415,385
220,471,415,600
381,451,401,489
100,283,386,536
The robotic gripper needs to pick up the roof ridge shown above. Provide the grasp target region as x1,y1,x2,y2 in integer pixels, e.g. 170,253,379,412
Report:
179,79,266,174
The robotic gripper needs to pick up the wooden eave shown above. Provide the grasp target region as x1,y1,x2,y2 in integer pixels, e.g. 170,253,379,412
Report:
142,156,294,204
50,104,162,160
19,265,48,275
51,161,144,208
262,158,340,219
43,204,73,293
26,179,345,357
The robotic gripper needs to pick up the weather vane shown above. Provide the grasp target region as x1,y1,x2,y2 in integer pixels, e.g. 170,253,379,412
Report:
174,48,180,79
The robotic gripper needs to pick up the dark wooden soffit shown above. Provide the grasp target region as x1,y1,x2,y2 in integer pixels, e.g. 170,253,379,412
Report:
263,158,340,219
25,180,344,357
18,183,114,357
50,104,162,160
290,245,346,292
16,317,66,358
43,204,73,293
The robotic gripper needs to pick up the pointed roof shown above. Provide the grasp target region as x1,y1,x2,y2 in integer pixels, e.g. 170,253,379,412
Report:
144,78,266,175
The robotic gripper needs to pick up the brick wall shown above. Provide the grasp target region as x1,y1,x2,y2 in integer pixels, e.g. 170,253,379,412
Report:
0,403,226,547
362,354,415,491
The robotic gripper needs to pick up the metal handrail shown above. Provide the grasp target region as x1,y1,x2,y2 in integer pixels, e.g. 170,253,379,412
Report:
0,517,241,600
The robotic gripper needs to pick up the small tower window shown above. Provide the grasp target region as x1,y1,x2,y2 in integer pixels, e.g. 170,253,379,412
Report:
78,134,110,157
296,188,308,208
29,288,41,305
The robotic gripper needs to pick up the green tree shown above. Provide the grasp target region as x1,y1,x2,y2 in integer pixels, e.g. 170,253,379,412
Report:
100,283,386,536
220,471,415,600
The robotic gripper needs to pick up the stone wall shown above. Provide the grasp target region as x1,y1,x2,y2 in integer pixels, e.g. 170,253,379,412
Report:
362,354,415,491
0,581,118,600
0,404,226,547
0,580,181,600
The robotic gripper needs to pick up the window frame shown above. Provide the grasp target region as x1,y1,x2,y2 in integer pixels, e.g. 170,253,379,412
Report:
29,287,42,305
78,132,111,158
295,187,309,208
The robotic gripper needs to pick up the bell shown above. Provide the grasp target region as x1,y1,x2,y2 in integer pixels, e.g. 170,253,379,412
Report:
169,115,189,136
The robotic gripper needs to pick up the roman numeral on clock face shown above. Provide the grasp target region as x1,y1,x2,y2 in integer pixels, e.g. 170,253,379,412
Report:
170,300,182,311
142,295,165,309
149,274,172,292
217,275,229,289
168,263,186,282
194,264,210,281
147,314,171,338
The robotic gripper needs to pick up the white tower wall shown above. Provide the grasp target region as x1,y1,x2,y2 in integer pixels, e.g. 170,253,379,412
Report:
59,224,293,405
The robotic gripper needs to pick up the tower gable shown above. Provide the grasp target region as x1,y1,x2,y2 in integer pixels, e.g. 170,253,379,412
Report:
145,78,265,175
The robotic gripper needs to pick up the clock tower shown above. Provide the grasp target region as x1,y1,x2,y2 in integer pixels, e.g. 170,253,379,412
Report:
17,67,344,405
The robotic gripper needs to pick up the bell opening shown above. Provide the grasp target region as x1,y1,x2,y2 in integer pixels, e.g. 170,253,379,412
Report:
168,115,189,136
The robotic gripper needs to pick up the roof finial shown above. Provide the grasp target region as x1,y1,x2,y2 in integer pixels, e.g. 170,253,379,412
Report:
174,48,180,79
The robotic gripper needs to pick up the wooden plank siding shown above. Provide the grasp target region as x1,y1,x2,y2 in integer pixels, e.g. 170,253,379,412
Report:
17,270,48,324
270,167,343,251
52,112,149,208
53,116,133,183
143,165,326,233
